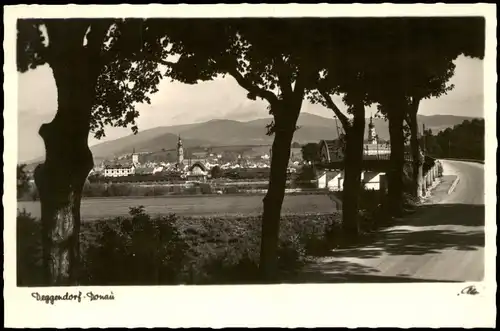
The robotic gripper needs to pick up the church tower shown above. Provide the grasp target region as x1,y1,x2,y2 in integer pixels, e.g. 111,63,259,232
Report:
132,148,139,166
367,115,377,144
177,135,184,167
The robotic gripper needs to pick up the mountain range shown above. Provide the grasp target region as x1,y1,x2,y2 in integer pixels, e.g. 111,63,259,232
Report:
24,112,477,165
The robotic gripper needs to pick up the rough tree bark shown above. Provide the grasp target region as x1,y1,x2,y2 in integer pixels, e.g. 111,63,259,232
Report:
341,100,365,237
317,89,365,238
259,99,302,282
34,22,101,285
386,100,406,217
407,97,423,199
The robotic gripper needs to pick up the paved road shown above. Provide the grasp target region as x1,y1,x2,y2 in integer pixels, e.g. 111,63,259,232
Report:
438,159,484,205
294,160,485,283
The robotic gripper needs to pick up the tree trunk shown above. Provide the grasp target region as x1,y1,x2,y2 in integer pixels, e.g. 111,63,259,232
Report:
408,110,423,199
406,95,423,199
341,101,365,237
259,102,300,282
387,104,406,217
34,58,96,286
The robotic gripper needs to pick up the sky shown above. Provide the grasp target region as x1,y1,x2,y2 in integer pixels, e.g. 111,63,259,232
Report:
17,55,483,163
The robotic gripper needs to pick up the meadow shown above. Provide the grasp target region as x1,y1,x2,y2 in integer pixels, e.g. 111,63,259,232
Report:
17,194,336,221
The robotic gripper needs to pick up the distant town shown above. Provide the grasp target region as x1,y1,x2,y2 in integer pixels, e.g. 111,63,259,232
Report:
90,115,389,185
96,135,292,181
20,114,427,197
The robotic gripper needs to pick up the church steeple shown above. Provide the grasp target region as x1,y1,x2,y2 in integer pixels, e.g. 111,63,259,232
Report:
368,114,377,144
177,135,184,167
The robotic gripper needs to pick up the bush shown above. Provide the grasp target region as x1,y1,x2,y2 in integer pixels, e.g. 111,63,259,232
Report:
82,206,188,285
16,209,43,286
358,184,380,212
280,213,340,258
224,186,238,194
289,165,317,189
199,183,212,194
17,208,341,286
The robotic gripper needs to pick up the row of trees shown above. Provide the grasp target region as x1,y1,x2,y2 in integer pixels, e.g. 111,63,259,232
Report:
422,119,485,161
17,17,484,285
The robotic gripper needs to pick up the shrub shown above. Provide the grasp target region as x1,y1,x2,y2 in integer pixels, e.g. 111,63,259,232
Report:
293,166,317,189
17,208,341,286
16,209,43,286
199,183,212,194
82,206,188,285
358,184,380,212
224,186,238,194
262,215,336,274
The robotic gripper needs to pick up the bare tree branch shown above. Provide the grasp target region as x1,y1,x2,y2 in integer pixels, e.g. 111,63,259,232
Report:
227,67,279,105
317,87,350,130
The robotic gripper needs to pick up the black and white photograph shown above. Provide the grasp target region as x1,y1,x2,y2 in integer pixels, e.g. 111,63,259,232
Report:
4,4,497,328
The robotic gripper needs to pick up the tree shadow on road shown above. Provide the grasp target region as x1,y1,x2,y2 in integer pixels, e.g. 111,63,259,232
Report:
292,203,485,283
325,228,484,260
284,259,462,283
398,203,485,227
325,203,485,259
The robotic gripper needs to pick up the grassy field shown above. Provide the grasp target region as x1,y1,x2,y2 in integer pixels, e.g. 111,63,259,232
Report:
18,194,336,221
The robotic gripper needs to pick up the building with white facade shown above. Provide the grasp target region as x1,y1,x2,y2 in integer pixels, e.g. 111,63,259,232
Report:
103,164,136,177
317,170,343,191
317,169,385,191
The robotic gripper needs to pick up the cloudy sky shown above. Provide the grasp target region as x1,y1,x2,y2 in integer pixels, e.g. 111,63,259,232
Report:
18,55,483,163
